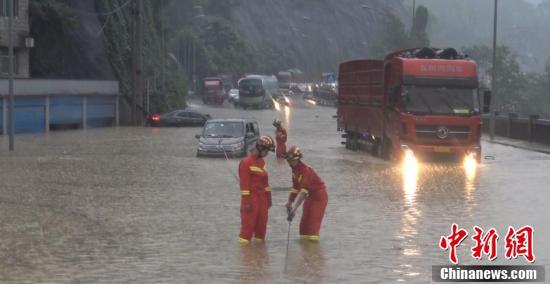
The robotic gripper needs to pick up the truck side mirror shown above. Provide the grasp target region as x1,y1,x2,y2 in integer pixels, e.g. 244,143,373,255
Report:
388,87,399,107
483,90,491,114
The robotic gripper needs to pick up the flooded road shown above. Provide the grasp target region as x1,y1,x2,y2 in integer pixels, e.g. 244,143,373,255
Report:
1,98,549,283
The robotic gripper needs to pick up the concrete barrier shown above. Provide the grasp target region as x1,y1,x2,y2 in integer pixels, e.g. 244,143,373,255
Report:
482,113,550,145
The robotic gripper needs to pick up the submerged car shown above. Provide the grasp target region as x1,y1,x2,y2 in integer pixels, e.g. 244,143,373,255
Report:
148,110,211,127
196,118,260,157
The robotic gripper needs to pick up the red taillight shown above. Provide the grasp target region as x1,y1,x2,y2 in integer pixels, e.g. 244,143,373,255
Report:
152,115,160,122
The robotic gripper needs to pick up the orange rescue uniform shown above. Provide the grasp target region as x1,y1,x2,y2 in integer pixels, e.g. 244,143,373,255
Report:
239,154,272,243
275,127,287,159
288,162,328,241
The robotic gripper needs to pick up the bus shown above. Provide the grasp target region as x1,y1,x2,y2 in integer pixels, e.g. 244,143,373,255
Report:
238,75,279,109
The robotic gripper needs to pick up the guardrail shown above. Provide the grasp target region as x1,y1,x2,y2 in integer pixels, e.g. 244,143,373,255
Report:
481,113,550,145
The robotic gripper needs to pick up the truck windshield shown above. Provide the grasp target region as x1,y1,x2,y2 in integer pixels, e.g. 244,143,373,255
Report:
203,122,244,138
402,86,479,115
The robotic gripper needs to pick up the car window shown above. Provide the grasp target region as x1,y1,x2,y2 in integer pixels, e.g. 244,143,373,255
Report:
176,112,189,118
204,122,244,138
164,110,179,117
253,122,260,135
190,112,203,118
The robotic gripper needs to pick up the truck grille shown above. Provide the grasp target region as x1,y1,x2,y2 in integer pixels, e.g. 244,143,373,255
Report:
415,125,470,141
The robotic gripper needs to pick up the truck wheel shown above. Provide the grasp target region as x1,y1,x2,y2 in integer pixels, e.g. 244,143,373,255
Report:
372,139,381,157
345,131,352,150
377,137,391,160
345,132,358,151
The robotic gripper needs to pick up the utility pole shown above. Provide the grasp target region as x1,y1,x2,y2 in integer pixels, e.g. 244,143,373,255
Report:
192,41,196,92
8,0,15,151
161,0,166,94
131,0,144,126
412,0,416,27
131,0,137,125
489,0,498,141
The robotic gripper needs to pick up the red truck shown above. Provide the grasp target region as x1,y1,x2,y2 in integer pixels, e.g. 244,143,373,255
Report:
202,77,225,105
337,48,491,161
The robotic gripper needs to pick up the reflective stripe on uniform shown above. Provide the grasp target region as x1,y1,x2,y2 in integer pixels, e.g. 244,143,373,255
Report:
297,175,303,182
300,235,320,241
240,190,251,196
300,188,309,196
265,187,271,192
254,237,264,242
290,188,299,194
249,166,264,173
239,237,250,244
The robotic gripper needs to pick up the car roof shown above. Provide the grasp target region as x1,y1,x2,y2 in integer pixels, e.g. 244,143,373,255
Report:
207,118,256,123
165,109,200,114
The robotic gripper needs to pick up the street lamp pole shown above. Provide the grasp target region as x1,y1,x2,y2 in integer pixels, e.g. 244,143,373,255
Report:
412,0,416,26
8,0,15,151
490,0,498,141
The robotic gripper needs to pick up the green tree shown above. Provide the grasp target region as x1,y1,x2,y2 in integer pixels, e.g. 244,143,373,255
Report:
463,45,527,114
95,0,187,114
409,5,430,48
371,10,409,58
371,6,431,58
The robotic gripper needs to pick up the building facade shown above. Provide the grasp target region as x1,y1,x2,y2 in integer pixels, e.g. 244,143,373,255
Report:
0,0,30,78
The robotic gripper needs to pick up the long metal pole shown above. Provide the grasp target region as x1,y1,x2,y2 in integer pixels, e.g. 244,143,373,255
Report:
489,0,498,141
8,0,15,151
137,0,143,126
131,0,137,125
161,0,166,94
412,0,416,27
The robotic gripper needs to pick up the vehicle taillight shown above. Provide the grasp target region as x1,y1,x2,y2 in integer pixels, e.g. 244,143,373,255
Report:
152,114,160,122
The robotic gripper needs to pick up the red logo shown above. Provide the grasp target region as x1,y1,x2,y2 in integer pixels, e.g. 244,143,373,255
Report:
505,226,535,263
439,223,468,264
471,226,499,261
439,224,535,264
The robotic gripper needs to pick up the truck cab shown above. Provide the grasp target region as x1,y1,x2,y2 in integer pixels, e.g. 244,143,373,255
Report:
202,77,225,105
384,48,490,161
337,48,491,162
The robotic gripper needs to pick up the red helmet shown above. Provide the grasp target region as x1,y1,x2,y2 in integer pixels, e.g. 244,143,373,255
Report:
273,119,282,128
284,146,303,160
256,135,275,152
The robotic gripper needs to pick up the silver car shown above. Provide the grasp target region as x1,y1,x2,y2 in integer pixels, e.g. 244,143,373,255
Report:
196,118,260,158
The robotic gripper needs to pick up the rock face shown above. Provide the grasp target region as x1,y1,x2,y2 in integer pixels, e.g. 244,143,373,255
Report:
230,0,405,75
30,0,115,79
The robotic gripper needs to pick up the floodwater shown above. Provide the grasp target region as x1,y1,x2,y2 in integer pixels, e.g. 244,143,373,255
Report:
0,98,549,283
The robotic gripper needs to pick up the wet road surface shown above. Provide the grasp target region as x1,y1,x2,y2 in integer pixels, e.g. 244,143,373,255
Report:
1,97,549,283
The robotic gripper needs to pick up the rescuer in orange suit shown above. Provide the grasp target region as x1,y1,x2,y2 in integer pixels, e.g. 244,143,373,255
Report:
284,146,328,241
273,119,287,159
238,135,275,244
